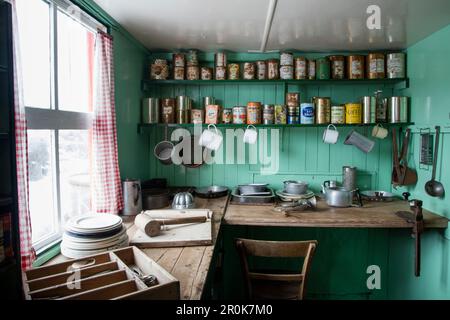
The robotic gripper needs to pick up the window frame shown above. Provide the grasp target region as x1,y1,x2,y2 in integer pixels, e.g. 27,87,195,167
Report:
21,0,106,251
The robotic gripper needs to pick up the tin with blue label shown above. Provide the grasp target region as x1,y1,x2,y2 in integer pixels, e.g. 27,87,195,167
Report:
301,103,315,124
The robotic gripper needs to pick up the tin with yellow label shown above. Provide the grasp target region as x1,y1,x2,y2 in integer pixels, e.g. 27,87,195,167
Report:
345,103,362,124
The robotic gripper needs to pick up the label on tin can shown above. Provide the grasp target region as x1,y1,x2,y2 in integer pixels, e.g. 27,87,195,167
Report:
256,61,267,79
228,64,240,80
191,109,204,124
274,105,287,124
280,52,294,66
286,93,300,107
247,105,261,124
186,66,199,80
162,106,174,123
287,116,299,124
215,67,226,80
187,50,198,66
222,109,233,124
308,60,316,79
351,60,362,76
345,103,362,124
280,65,294,80
243,62,255,80
263,105,274,124
267,60,279,79
215,52,227,67
331,105,345,124
295,59,307,79
205,105,221,124
332,60,344,78
387,55,405,77
201,67,212,80
173,53,185,67
370,59,384,73
233,107,247,124
174,67,185,80
301,103,315,124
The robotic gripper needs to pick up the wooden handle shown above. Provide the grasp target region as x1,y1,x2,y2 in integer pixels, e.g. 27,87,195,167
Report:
161,216,207,225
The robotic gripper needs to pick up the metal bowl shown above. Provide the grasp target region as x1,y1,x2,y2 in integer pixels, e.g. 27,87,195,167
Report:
283,180,309,195
237,183,269,195
172,192,195,209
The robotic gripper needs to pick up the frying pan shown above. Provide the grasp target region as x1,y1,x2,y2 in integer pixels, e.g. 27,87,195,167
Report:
194,186,229,198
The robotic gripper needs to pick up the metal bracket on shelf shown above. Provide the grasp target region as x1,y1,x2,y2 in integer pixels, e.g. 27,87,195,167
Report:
394,78,409,91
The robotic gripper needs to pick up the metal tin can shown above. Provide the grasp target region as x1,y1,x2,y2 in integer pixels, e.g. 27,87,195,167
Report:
347,55,365,79
287,115,299,124
256,60,267,80
222,108,233,124
316,57,330,80
331,105,346,124
247,102,262,124
329,55,345,79
376,97,388,123
174,66,185,80
142,98,160,124
215,66,226,80
233,106,247,124
186,66,199,80
386,53,405,79
263,104,274,125
191,109,204,124
286,93,300,108
345,103,362,124
361,96,376,124
280,52,294,66
161,98,175,123
294,57,307,79
186,50,199,66
205,105,221,124
342,166,357,191
243,62,256,80
203,96,216,108
173,53,185,67
280,65,294,80
367,53,385,79
388,96,408,123
300,103,315,124
267,59,279,79
314,97,331,124
307,60,316,80
287,106,299,124
201,67,213,80
275,105,287,124
176,96,191,124
215,52,227,67
150,60,169,80
228,63,240,80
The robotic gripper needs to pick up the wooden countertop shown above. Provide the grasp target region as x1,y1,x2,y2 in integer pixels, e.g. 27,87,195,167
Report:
224,198,449,229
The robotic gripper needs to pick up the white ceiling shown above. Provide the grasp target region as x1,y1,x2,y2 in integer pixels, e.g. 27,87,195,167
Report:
94,0,450,52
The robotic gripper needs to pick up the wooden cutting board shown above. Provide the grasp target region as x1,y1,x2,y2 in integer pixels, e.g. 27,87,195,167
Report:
128,210,212,248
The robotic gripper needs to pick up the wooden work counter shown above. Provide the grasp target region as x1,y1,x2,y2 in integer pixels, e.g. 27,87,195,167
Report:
224,198,449,229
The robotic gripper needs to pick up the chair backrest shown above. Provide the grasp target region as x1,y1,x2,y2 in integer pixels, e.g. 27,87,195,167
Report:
235,238,317,300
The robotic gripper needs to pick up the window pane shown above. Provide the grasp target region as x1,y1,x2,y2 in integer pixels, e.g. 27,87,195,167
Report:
16,0,51,108
28,130,57,244
59,130,91,226
57,10,95,113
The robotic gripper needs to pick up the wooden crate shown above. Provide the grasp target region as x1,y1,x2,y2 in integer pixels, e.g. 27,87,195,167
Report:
23,246,180,300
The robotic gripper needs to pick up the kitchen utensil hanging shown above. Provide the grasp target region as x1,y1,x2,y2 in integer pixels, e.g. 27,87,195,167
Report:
154,124,174,165
392,128,417,187
419,128,433,168
425,126,445,197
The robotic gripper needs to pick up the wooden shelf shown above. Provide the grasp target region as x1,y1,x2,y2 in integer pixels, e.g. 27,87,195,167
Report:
143,78,408,87
138,122,414,133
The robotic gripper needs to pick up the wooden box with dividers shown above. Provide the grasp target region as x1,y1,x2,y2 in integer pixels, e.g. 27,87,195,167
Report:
22,246,180,300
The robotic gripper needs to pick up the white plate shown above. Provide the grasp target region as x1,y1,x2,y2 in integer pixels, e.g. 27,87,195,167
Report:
62,226,126,244
62,232,128,251
65,214,122,234
61,237,129,259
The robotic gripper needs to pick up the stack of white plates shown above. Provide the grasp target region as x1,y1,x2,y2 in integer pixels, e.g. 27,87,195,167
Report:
61,214,128,259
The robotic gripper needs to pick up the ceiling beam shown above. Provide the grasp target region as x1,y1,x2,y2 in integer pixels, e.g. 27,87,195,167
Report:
259,0,278,52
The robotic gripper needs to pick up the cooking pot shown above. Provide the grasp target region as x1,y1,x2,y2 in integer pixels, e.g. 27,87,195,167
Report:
322,186,363,208
283,180,308,195
142,188,170,210
238,183,269,195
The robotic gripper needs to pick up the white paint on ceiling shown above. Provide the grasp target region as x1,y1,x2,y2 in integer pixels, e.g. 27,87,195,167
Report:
94,0,450,51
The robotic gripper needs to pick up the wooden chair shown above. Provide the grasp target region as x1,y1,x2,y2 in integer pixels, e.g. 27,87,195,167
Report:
235,238,317,300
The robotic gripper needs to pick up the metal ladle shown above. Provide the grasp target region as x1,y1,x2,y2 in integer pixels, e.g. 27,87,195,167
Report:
425,126,445,197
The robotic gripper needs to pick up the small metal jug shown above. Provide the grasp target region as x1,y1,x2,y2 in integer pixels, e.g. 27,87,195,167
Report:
122,179,142,216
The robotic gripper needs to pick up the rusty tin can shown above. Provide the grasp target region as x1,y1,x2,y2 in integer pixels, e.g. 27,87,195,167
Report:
228,63,240,80
280,52,294,66
150,59,169,80
307,60,316,80
201,67,213,80
329,55,345,79
215,66,227,80
186,66,199,80
347,55,365,79
222,108,233,124
186,50,199,66
367,53,385,79
173,53,185,67
286,93,300,108
280,65,294,80
386,53,405,79
256,60,267,80
233,106,247,124
243,62,256,80
345,103,362,124
331,105,346,124
267,59,279,80
316,57,330,80
263,104,274,125
313,97,331,124
215,52,227,67
205,105,221,124
161,98,175,123
247,102,262,125
274,105,287,124
191,109,204,124
174,66,185,80
176,96,191,124
294,56,307,80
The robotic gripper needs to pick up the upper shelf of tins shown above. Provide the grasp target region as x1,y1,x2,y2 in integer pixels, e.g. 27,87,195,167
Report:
143,50,408,89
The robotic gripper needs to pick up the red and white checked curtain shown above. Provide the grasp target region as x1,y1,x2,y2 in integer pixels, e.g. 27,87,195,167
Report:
8,0,35,270
92,31,123,214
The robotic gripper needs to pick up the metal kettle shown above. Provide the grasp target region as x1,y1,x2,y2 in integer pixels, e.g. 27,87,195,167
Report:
122,179,142,216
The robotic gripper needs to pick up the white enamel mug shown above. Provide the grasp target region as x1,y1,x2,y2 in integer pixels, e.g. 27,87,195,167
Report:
243,125,258,144
198,124,223,150
323,124,339,144
372,124,388,139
